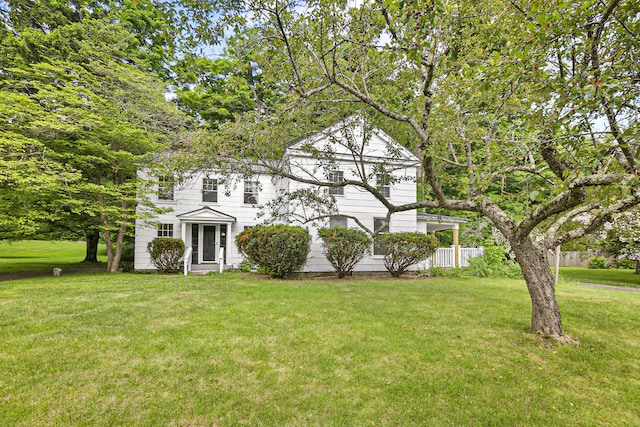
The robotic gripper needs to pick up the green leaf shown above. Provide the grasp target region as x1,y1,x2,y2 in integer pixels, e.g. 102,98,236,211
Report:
584,85,596,101
529,190,540,201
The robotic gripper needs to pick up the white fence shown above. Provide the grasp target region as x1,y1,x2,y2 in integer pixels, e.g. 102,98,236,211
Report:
418,246,485,270
460,247,485,267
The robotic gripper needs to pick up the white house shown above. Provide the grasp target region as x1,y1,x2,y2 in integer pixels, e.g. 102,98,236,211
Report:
134,118,476,273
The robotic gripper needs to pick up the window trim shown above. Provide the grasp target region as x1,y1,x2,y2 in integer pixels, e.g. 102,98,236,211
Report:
328,170,344,196
157,176,174,201
330,215,348,228
157,223,174,238
376,173,391,198
202,177,218,203
244,180,259,205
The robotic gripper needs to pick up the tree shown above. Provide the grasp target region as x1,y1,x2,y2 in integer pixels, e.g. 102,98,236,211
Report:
166,0,640,342
597,211,640,274
0,2,192,271
173,56,257,127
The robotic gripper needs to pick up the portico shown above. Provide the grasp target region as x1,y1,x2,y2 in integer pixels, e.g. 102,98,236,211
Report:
176,207,236,266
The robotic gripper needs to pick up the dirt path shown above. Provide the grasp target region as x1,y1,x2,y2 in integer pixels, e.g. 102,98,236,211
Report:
577,282,640,293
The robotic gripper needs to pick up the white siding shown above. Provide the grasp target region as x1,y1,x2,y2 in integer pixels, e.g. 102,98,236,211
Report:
134,171,278,270
288,152,418,273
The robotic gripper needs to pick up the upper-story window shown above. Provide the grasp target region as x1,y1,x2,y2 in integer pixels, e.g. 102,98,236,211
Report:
157,223,173,237
330,215,348,228
376,173,391,198
244,181,258,205
158,176,174,201
373,217,389,256
202,178,218,203
328,170,344,195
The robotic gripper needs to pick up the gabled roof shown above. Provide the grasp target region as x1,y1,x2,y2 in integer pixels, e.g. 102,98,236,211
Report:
287,115,420,164
176,207,237,223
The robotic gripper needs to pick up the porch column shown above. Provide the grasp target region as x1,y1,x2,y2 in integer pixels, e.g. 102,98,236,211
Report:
181,222,187,244
453,224,460,268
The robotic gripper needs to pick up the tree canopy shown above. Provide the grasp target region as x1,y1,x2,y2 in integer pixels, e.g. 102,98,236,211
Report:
166,0,640,342
0,0,193,270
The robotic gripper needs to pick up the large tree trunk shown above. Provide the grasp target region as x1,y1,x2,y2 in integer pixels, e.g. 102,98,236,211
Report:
102,229,115,272
510,236,575,343
636,260,640,275
83,228,100,263
109,227,126,273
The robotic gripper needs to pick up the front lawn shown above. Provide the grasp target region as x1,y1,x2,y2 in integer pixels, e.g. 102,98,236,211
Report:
1,272,638,426
559,266,640,288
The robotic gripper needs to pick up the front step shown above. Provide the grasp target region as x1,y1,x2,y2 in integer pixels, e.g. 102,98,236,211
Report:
188,264,229,275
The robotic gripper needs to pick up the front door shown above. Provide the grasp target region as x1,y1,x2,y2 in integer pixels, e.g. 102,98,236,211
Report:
202,225,216,262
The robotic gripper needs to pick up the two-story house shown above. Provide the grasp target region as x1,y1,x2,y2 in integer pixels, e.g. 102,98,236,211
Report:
134,118,470,273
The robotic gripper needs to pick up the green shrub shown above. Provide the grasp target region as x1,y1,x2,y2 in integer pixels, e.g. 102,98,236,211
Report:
147,238,185,273
318,227,372,278
462,246,523,279
588,257,607,269
464,255,492,277
483,245,506,266
422,266,463,278
235,225,310,278
616,258,635,269
380,232,439,277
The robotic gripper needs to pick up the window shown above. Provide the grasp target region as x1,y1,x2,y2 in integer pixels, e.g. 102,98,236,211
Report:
158,176,174,201
376,173,391,198
202,178,218,202
328,170,344,195
330,215,347,228
244,181,258,204
157,223,173,237
373,217,389,255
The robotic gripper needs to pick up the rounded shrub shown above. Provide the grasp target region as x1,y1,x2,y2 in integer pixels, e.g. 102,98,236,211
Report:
380,232,439,277
318,226,372,278
147,237,185,273
588,257,607,269
236,225,310,278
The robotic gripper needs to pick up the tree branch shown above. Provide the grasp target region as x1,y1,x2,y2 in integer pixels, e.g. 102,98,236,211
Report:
546,190,640,248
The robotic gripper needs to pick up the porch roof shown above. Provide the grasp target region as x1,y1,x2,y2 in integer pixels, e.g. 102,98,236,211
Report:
176,207,237,223
417,213,468,232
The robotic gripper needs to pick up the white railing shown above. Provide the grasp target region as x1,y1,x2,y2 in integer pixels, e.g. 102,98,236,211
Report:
183,246,193,277
218,247,225,274
460,247,485,267
418,246,485,269
434,247,455,267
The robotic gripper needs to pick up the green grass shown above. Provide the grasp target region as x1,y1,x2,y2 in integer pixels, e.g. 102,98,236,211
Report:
1,272,639,426
559,266,640,288
0,240,105,274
